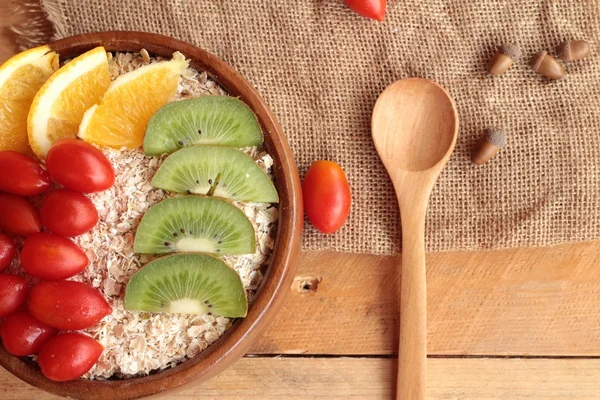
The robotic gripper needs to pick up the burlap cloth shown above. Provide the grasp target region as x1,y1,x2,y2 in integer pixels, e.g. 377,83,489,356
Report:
14,0,600,254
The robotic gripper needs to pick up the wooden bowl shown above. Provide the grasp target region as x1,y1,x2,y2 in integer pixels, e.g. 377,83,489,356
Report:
0,31,303,399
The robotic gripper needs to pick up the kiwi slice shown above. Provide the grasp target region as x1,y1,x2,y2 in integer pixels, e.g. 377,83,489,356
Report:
144,96,264,156
134,196,255,255
151,146,279,203
124,254,248,317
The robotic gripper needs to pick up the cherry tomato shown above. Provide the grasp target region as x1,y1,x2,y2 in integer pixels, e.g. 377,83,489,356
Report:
343,0,386,21
0,274,29,318
0,233,16,272
45,139,115,193
0,194,42,236
0,151,51,196
0,310,58,356
28,281,111,330
38,333,103,382
21,233,89,280
302,160,351,234
40,189,98,237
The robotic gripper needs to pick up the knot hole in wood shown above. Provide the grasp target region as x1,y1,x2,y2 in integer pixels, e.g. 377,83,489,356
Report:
292,275,323,294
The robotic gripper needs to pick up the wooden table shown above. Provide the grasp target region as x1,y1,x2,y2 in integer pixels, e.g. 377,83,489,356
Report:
1,5,600,398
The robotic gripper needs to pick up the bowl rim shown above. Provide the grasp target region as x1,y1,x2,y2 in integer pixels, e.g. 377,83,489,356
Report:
0,31,303,399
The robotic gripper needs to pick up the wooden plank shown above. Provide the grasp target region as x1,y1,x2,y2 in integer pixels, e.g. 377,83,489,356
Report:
252,241,600,356
1,357,600,399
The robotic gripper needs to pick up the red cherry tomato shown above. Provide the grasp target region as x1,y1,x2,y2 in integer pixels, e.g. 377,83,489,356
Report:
40,189,98,237
343,0,386,21
0,274,29,318
45,139,115,193
0,194,42,236
21,233,89,280
38,333,103,382
302,160,351,234
0,151,51,196
0,233,16,271
28,281,111,330
0,310,58,356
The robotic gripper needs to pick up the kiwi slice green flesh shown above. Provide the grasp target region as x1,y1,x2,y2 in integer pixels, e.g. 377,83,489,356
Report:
124,254,248,317
144,96,264,156
151,146,279,203
134,196,256,255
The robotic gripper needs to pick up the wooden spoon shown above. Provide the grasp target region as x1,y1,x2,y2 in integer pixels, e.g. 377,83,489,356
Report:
371,78,459,399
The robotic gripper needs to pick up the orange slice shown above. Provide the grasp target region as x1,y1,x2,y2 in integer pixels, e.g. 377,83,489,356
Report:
0,45,58,154
78,56,188,149
28,46,110,158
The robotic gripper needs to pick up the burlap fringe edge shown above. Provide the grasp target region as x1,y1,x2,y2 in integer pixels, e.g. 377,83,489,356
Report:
10,0,65,50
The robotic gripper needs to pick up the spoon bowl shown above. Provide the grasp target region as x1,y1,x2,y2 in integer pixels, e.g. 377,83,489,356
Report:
372,79,458,173
372,78,458,400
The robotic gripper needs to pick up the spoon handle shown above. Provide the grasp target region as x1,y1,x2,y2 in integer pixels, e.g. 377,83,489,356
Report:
397,211,427,399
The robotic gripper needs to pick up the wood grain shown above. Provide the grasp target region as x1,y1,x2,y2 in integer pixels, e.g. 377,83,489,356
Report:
1,357,599,399
252,242,600,356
